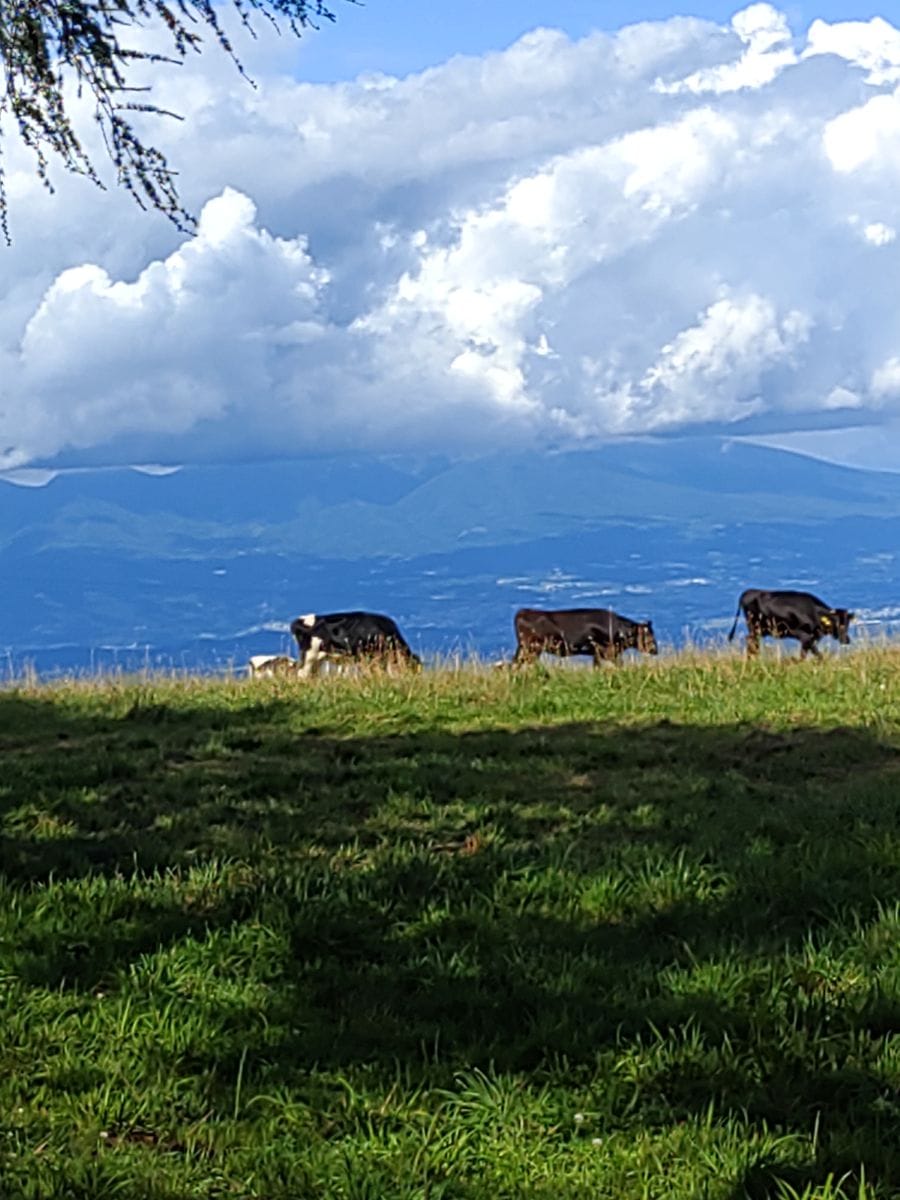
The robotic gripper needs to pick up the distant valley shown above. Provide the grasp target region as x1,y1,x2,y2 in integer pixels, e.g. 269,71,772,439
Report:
2,438,898,677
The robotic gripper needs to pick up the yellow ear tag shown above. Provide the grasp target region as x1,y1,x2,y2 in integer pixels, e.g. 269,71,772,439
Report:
821,615,832,629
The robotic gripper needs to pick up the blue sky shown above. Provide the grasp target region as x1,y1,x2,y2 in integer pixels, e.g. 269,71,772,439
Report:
297,0,888,81
3,2,900,474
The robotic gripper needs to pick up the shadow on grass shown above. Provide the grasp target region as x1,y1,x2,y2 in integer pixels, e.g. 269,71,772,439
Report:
3,689,900,1193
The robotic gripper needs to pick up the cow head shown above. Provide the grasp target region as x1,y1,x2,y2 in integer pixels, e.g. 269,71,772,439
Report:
636,621,658,655
290,614,318,658
828,608,854,644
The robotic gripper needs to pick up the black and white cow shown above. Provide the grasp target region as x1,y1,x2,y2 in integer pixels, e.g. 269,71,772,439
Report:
727,588,854,658
290,611,421,676
513,607,658,666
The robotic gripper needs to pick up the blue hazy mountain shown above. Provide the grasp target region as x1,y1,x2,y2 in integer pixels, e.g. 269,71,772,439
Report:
2,437,899,675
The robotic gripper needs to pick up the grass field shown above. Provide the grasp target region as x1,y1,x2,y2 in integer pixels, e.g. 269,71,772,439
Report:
2,649,900,1199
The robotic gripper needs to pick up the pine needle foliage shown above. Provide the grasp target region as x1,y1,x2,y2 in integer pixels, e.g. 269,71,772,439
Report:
0,0,347,242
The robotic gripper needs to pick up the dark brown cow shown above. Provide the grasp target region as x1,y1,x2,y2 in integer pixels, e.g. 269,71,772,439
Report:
513,607,658,666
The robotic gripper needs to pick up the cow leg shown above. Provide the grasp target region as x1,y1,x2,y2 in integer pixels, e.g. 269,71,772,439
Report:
592,643,618,666
516,633,552,665
745,631,760,659
799,636,820,660
299,635,325,678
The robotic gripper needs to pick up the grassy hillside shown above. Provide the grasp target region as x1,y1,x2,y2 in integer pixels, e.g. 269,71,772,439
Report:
2,653,900,1199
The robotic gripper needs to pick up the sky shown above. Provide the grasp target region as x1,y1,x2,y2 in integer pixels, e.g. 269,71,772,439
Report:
294,1,891,81
3,2,900,474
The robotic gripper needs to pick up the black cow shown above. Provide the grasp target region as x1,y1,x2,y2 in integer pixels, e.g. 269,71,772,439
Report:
290,611,421,675
727,589,854,658
513,607,658,666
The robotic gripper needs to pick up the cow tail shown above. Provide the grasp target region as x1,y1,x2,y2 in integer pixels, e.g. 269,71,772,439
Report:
727,598,743,642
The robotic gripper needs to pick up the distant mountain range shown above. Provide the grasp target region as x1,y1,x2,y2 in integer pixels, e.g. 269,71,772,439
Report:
2,437,899,676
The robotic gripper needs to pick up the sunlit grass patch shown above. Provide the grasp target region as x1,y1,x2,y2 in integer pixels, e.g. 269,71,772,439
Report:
3,648,900,1196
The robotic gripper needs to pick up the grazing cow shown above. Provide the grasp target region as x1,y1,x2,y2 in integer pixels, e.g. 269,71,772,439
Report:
290,611,421,676
248,654,299,678
513,607,658,666
727,589,854,658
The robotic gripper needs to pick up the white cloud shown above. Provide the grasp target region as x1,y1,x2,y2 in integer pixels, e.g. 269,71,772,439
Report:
823,91,900,173
4,6,900,465
632,293,810,429
0,468,59,488
872,356,900,400
823,386,862,410
805,16,900,86
131,464,183,476
655,4,796,96
863,222,897,246
748,424,900,472
3,189,330,467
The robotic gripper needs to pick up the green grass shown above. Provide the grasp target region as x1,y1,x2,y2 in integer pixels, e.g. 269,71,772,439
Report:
2,650,900,1198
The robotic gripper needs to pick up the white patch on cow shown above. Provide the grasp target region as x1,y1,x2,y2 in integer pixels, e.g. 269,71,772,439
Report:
300,613,317,628
299,635,326,677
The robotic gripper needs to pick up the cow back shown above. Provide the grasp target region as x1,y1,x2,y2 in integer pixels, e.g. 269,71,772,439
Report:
514,607,651,655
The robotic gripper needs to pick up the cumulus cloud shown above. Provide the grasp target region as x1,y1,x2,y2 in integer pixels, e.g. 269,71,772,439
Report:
861,221,897,246
872,357,900,399
654,3,796,95
3,190,331,467
804,16,900,85
4,4,900,465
